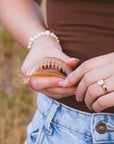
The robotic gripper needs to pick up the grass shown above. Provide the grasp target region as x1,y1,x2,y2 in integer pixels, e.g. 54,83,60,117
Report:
0,1,46,143
0,29,14,45
0,27,37,144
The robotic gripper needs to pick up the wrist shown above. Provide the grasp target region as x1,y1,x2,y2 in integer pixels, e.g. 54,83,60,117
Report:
21,36,63,73
27,30,60,50
31,36,62,52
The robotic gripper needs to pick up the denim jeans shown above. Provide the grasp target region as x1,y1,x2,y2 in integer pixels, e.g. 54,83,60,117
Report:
25,93,114,144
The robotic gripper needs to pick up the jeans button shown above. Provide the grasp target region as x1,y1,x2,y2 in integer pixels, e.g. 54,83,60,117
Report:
95,121,108,134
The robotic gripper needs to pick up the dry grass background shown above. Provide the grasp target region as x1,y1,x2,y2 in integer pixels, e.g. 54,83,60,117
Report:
0,1,46,144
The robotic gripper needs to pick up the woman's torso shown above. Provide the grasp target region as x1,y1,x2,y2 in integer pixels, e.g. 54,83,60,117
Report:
46,0,114,113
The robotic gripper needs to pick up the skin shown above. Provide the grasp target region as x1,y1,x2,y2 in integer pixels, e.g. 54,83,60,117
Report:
0,0,45,49
0,0,113,112
59,52,114,112
0,0,78,98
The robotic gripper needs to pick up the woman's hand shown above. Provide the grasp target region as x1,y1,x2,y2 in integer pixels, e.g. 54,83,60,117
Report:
59,52,114,112
21,37,79,99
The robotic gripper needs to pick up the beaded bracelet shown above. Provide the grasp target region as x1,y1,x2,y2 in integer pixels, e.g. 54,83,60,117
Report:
28,30,59,50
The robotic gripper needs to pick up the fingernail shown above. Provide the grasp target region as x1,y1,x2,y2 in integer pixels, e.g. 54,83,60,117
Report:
62,78,69,87
74,92,80,102
76,96,80,102
58,78,69,87
76,97,82,102
66,58,79,62
58,81,64,86
87,106,92,111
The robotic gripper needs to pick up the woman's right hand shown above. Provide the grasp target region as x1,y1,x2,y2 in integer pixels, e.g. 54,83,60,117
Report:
21,37,79,99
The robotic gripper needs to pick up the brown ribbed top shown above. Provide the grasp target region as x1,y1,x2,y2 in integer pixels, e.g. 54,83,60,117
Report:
46,0,114,113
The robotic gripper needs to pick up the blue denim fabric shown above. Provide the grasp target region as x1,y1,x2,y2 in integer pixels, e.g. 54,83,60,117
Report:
25,93,114,144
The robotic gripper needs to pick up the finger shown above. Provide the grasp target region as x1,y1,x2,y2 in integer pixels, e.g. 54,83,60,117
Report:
30,77,64,90
92,91,114,112
65,58,79,68
85,75,114,110
37,89,61,98
38,87,76,99
59,52,114,87
76,63,114,101
46,86,76,96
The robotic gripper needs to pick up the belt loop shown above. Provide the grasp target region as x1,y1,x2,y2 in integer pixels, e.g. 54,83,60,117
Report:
91,113,94,139
44,101,59,136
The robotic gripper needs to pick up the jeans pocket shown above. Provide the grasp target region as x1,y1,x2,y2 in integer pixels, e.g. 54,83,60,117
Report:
28,121,45,144
30,127,41,143
26,110,45,144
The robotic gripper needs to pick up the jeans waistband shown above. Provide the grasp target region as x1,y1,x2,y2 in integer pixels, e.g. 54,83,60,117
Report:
37,93,114,143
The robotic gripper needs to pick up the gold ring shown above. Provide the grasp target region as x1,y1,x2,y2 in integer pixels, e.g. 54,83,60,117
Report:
97,80,108,93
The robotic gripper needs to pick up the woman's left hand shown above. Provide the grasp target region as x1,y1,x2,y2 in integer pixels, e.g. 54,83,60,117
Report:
59,52,114,112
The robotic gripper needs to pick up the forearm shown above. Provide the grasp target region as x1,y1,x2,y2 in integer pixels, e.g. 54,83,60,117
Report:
0,0,46,50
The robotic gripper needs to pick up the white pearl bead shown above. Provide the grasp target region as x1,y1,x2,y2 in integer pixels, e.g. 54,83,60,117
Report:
33,35,37,39
28,41,32,45
36,34,39,37
28,45,31,49
41,32,45,35
53,35,56,38
45,30,50,35
50,33,54,36
55,37,58,40
30,38,34,42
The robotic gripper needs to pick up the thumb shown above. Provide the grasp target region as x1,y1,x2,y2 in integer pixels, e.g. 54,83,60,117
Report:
65,58,79,68
57,52,79,68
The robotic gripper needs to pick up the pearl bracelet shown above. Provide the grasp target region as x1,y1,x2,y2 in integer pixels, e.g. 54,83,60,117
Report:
28,30,59,50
